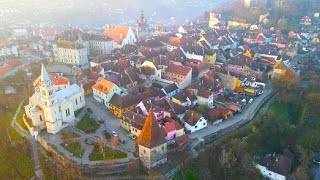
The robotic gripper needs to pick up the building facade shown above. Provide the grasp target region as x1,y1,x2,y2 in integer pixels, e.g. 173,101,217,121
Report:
53,41,88,66
25,64,85,134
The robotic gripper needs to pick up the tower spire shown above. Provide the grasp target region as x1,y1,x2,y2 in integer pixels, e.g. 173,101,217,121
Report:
41,64,51,86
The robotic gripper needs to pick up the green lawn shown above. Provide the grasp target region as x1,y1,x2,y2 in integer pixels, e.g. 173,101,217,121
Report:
89,145,127,161
8,127,24,141
75,113,100,133
60,141,84,158
16,109,29,131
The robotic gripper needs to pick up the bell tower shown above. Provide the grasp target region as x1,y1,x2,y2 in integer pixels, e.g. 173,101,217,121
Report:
39,64,62,134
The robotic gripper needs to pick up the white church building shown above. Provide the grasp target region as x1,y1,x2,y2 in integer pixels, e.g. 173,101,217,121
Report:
25,64,85,134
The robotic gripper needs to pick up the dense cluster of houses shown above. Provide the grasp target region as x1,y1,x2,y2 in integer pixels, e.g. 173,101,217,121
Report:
3,9,319,171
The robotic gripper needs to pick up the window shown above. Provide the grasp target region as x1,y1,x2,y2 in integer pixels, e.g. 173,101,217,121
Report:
76,99,78,105
195,125,198,129
203,123,206,126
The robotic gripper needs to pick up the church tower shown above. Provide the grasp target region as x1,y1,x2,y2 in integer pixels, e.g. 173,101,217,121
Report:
208,10,219,28
39,64,62,134
137,107,167,168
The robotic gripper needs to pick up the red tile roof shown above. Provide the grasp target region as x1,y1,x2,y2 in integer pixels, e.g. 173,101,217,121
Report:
166,63,192,76
104,26,129,45
40,30,56,37
0,65,13,76
51,76,69,85
163,122,176,133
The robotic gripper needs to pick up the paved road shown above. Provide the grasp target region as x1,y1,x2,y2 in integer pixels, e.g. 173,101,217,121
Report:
83,96,136,152
189,87,274,139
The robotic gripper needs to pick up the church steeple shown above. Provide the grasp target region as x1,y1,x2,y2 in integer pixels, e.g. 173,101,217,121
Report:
41,64,51,87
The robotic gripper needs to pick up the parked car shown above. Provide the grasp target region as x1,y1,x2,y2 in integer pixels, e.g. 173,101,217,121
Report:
129,134,136,140
248,98,254,104
111,131,118,137
87,108,93,113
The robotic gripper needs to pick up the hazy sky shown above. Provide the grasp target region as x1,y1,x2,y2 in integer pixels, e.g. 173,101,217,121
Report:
0,0,222,26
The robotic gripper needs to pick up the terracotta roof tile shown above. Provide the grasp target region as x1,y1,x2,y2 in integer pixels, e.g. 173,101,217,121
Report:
92,79,116,94
0,65,13,76
137,108,167,148
104,26,130,45
166,63,192,76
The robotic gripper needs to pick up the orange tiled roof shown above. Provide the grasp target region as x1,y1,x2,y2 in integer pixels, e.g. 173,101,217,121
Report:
137,108,166,149
104,26,129,45
33,74,70,87
0,65,13,76
52,77,69,85
168,37,181,47
92,79,116,94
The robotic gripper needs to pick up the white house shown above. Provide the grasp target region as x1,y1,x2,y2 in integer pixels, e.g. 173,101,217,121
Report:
183,110,207,133
255,151,293,180
53,41,88,66
25,64,85,134
104,26,136,48
0,45,18,59
92,78,122,108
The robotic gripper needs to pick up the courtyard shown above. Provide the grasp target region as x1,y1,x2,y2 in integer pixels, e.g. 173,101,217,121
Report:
40,95,137,165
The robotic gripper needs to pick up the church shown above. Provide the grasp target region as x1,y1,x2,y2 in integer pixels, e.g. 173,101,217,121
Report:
25,64,85,134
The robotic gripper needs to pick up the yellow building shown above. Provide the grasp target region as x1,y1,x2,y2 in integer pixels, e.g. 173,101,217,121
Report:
273,60,287,78
209,11,219,28
204,52,217,65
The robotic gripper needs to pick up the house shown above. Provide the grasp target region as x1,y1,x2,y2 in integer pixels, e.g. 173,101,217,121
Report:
161,83,179,99
208,10,220,28
0,44,19,59
165,37,193,52
193,74,224,107
92,78,122,108
140,55,168,80
208,106,233,120
300,16,311,25
228,18,250,28
24,65,85,134
163,63,192,89
172,90,198,108
0,64,15,79
82,81,96,95
38,30,56,41
121,110,146,134
161,122,176,141
224,103,241,114
137,108,167,169
105,68,140,93
53,41,88,66
162,116,185,140
217,72,241,90
256,150,294,180
227,54,255,76
104,26,136,48
183,110,207,133
109,88,161,118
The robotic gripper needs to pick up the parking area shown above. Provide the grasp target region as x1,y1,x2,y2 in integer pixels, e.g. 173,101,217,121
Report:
83,96,136,153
